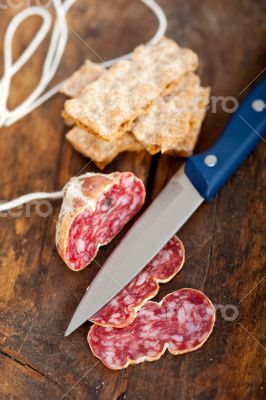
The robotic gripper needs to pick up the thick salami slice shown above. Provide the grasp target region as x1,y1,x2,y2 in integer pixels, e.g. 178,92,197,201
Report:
88,289,215,370
56,172,145,271
91,236,185,328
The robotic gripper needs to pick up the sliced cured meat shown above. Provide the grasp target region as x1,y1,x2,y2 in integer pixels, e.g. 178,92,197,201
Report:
56,172,145,271
91,236,185,328
88,288,215,370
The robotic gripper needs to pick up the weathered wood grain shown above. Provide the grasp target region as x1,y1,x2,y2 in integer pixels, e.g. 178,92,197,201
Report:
0,0,265,399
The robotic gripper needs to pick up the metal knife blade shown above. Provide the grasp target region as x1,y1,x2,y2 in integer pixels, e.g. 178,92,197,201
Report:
65,166,203,336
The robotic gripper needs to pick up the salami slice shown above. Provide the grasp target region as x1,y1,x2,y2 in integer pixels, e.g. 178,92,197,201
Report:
56,172,145,271
91,236,185,328
88,288,215,370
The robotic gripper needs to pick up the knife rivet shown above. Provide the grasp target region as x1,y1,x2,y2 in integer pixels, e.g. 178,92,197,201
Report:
204,155,217,167
252,99,265,112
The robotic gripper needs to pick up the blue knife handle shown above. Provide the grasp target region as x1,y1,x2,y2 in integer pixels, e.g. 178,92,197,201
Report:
185,77,266,200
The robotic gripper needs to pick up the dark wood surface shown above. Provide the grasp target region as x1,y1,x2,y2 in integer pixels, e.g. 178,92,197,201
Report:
0,1,265,399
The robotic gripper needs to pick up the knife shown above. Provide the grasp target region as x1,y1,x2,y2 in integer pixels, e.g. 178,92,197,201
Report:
65,77,266,336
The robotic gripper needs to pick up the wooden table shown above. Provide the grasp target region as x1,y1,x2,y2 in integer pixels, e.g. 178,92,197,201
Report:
0,1,265,399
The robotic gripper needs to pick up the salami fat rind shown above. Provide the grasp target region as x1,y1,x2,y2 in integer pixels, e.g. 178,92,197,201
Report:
56,172,146,271
91,236,185,328
88,288,215,370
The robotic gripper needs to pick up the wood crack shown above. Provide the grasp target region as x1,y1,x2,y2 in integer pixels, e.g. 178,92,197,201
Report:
145,153,161,205
202,195,218,291
0,347,61,389
115,369,128,400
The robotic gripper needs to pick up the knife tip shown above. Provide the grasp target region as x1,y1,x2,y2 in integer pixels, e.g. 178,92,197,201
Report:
64,325,73,337
64,316,84,337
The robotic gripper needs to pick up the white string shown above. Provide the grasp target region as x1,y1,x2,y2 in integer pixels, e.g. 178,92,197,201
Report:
0,0,75,126
0,191,64,212
0,0,167,127
0,0,167,211
99,0,167,68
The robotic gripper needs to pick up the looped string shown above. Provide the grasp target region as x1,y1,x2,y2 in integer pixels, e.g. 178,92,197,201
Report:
0,0,75,127
0,0,167,211
0,0,167,127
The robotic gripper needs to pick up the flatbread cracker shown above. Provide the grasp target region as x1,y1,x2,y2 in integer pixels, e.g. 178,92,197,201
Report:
132,73,210,155
64,37,198,141
60,60,104,97
66,127,144,169
167,86,210,156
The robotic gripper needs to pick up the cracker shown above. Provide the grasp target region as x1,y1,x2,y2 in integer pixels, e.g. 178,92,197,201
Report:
166,86,210,156
64,37,198,141
60,60,104,97
132,73,210,155
62,110,75,126
66,127,144,169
